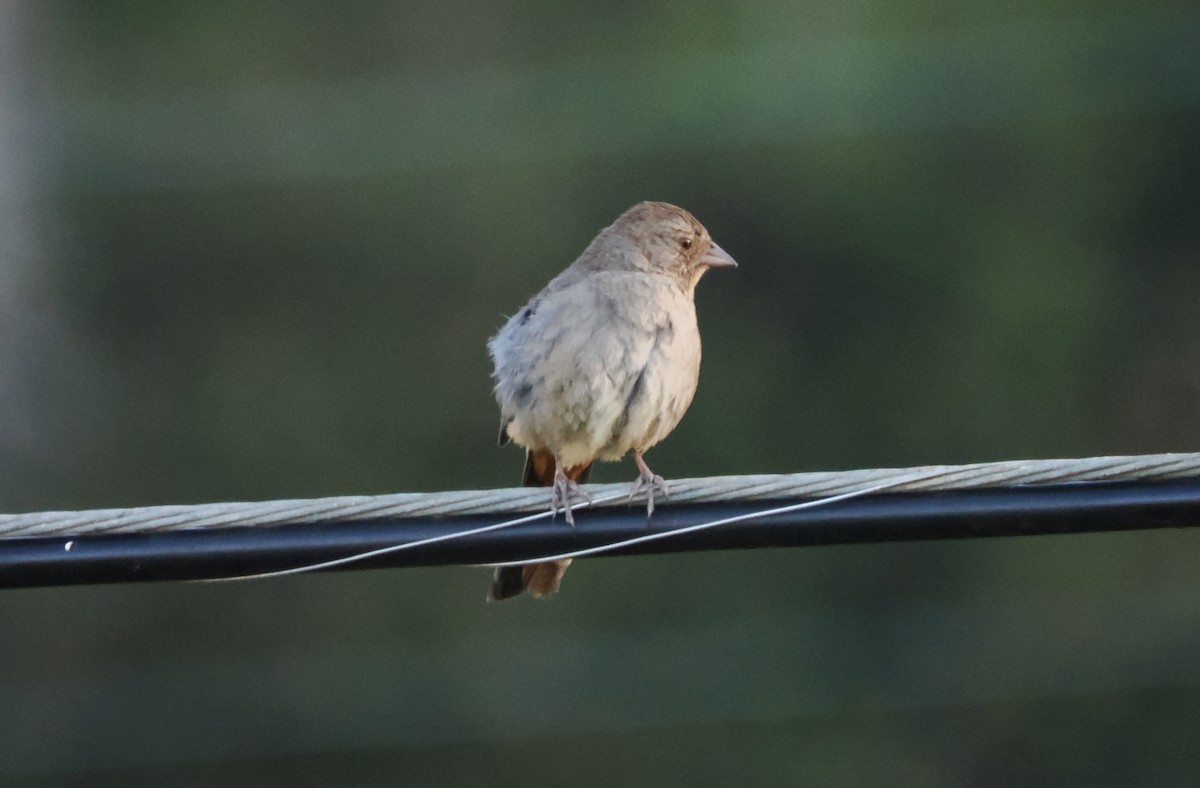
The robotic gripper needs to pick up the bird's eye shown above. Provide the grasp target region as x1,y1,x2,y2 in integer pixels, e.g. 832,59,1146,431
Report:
680,237,693,250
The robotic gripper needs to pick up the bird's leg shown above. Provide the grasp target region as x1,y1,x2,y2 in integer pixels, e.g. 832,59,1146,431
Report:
551,458,591,526
630,451,669,519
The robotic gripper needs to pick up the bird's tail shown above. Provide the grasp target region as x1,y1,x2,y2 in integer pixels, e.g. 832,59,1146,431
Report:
488,449,591,601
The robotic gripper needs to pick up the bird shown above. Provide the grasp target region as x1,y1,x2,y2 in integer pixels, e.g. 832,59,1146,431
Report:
486,201,736,601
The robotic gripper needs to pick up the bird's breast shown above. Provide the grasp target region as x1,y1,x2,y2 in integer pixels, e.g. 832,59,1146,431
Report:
595,280,702,459
490,272,702,465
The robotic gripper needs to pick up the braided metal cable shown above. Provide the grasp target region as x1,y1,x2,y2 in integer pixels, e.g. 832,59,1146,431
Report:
3,453,1198,540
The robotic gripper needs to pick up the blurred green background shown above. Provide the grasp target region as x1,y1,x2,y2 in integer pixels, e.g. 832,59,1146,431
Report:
2,1,1199,784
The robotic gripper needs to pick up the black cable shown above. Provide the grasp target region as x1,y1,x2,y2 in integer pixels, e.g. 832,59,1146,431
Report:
1,479,1198,589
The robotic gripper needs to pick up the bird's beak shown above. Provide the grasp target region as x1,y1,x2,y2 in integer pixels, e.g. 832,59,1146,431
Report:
699,242,737,268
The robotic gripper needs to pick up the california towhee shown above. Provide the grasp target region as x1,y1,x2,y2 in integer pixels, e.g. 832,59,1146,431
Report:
487,201,736,600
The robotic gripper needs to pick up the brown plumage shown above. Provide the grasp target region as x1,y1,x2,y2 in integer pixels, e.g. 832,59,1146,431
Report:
488,452,591,601
487,201,736,600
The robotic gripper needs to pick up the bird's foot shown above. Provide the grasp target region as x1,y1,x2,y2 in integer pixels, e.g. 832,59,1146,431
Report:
551,465,591,526
630,453,669,519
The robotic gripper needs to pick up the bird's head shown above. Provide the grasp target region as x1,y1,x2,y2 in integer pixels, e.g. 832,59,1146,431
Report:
591,201,737,290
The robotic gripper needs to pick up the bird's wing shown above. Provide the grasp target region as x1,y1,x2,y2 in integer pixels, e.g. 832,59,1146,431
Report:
490,272,664,438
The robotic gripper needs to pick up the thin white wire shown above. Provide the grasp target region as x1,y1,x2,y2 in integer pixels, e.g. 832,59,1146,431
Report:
207,478,911,582
487,478,913,568
199,491,629,582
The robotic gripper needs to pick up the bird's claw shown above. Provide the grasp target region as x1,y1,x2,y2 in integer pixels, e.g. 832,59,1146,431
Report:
630,456,669,520
551,470,591,526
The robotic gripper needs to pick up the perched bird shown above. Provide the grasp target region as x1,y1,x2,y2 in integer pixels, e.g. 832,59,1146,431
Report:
487,201,736,600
